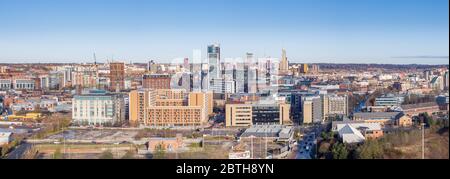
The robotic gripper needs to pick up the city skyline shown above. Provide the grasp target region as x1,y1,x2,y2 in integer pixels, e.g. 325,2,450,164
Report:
0,0,449,64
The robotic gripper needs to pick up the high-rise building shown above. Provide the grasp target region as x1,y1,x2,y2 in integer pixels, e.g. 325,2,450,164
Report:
302,100,313,124
423,70,432,81
179,72,193,92
210,78,236,94
444,70,449,90
300,64,309,74
310,64,320,74
109,62,125,92
279,49,289,75
431,76,445,91
302,96,323,124
189,91,214,116
142,74,171,90
323,95,348,120
208,43,221,88
244,53,253,93
129,89,156,123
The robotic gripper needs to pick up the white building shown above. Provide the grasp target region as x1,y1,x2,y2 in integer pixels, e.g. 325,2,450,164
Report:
0,132,12,145
14,79,35,90
0,79,12,90
210,78,236,94
72,90,125,126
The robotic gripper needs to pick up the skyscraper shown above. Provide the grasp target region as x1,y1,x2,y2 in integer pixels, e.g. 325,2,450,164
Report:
279,49,289,75
244,53,253,93
208,43,221,79
109,62,125,92
444,70,449,90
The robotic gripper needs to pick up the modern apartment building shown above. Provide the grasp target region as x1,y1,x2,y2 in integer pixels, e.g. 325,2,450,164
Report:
129,89,211,127
72,90,125,126
188,91,214,116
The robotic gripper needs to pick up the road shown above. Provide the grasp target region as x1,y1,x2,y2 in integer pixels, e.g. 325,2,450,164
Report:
6,142,32,159
294,124,326,159
295,133,316,159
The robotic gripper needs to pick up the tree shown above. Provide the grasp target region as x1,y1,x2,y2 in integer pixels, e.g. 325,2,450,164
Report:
1,145,10,157
99,150,114,159
355,140,384,159
121,150,135,159
331,143,348,159
153,144,166,159
318,142,331,159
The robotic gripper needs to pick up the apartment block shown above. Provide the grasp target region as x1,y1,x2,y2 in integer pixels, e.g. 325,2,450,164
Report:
72,90,125,126
109,62,125,92
129,89,210,127
143,74,171,90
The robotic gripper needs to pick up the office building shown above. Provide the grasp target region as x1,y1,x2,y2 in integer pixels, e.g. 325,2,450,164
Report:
210,78,236,94
225,104,253,127
208,44,221,90
208,43,221,79
302,96,322,124
375,94,404,107
225,102,290,127
423,70,432,81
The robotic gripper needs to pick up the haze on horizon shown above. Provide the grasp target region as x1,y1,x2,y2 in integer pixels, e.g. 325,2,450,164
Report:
0,0,448,64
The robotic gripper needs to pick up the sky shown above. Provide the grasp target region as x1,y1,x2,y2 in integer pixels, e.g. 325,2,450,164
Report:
0,0,448,64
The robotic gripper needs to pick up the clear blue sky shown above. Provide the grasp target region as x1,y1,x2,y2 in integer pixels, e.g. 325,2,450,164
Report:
0,0,448,64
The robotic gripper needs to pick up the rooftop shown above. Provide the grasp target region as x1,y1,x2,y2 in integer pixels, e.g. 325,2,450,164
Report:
353,112,401,119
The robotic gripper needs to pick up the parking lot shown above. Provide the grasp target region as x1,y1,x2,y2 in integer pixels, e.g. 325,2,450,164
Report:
47,129,138,142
